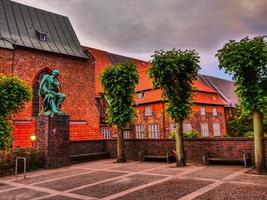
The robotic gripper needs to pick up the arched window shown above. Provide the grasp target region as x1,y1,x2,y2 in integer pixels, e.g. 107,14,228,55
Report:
32,68,52,117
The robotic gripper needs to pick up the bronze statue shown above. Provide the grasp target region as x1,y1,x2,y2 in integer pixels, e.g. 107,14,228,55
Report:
38,69,66,116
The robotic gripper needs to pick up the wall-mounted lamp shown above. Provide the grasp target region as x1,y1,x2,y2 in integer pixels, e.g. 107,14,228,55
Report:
30,134,36,148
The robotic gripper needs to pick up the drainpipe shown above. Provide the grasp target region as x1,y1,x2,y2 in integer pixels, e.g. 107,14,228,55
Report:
162,101,166,138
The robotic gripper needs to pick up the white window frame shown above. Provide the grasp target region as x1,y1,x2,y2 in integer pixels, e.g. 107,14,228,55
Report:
200,107,206,116
144,106,152,116
101,129,111,139
123,130,130,139
212,107,218,116
135,124,145,139
148,124,159,139
213,123,221,137
200,123,209,137
183,122,192,132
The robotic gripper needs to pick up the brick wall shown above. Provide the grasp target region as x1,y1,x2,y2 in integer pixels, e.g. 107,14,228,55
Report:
13,48,99,127
69,138,267,164
0,48,13,75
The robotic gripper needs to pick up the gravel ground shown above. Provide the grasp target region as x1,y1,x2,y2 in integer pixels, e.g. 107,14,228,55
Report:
0,188,48,200
17,168,89,184
233,174,267,185
186,165,242,179
0,183,14,191
71,174,164,198
110,162,164,172
35,171,126,191
115,178,212,200
145,167,184,175
195,182,267,200
40,195,80,200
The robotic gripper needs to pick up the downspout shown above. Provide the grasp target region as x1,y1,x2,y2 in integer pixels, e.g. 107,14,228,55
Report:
162,101,166,138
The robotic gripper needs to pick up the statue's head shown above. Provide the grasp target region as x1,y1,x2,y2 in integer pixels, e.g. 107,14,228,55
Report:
52,69,59,77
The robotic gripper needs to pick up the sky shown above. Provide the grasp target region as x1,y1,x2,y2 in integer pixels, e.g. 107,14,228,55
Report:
14,0,267,80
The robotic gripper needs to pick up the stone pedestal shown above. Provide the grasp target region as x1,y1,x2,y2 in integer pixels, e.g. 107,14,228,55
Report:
36,115,70,169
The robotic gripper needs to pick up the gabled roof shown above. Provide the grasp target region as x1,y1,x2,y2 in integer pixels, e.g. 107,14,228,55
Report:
0,0,88,59
199,74,238,107
135,88,225,105
86,46,219,97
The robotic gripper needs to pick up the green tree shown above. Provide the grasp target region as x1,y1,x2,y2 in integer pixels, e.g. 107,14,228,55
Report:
0,75,32,149
149,49,200,167
100,62,139,163
216,36,267,174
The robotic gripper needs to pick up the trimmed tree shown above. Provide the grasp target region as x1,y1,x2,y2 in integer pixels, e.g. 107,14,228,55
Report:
149,49,200,167
216,36,267,174
0,75,32,149
100,62,139,163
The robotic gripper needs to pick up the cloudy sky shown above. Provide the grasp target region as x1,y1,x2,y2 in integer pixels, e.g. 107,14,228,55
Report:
14,0,267,80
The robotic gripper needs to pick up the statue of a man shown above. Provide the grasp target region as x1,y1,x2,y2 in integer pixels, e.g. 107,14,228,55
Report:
38,69,66,116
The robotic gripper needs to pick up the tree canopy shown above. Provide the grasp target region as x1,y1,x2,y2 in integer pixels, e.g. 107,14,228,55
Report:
216,36,267,115
100,62,139,127
0,74,32,149
149,49,200,120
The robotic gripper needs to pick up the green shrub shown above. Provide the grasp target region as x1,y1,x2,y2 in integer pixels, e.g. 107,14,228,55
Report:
0,148,44,177
0,117,13,149
183,130,200,138
244,131,267,138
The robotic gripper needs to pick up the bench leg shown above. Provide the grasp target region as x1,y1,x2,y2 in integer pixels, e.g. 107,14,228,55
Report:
202,155,206,165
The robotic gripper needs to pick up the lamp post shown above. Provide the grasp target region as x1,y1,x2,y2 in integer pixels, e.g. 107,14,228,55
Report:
30,134,36,148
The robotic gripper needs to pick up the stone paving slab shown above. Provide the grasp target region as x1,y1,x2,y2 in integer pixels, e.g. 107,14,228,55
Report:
145,167,184,175
186,166,242,179
39,195,80,200
72,174,164,198
0,182,15,191
233,174,267,185
0,188,48,200
35,170,126,191
110,162,165,172
195,182,267,200
114,178,212,200
17,168,90,184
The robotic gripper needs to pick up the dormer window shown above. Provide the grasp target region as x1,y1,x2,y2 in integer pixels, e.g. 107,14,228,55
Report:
36,30,47,42
137,92,145,100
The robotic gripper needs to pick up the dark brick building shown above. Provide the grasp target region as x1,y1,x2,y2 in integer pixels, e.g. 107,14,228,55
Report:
0,0,102,147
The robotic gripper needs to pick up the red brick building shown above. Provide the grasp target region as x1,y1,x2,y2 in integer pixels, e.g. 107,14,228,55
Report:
0,0,102,147
87,47,230,139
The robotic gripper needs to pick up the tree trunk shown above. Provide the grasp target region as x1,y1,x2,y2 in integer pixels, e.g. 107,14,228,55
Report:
117,127,126,163
253,111,266,174
175,119,186,167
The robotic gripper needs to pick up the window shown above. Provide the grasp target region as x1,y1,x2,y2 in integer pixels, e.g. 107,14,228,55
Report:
137,92,145,100
183,123,192,132
212,107,217,116
200,123,209,137
135,124,145,139
145,106,152,116
101,129,111,139
123,130,130,139
36,30,47,42
148,124,159,139
213,123,221,136
200,107,206,115
169,123,176,132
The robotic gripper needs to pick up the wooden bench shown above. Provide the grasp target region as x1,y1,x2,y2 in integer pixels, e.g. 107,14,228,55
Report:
139,151,173,163
203,153,250,168
70,152,110,162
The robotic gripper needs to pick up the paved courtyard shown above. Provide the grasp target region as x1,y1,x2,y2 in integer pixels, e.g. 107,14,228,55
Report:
1,159,267,200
